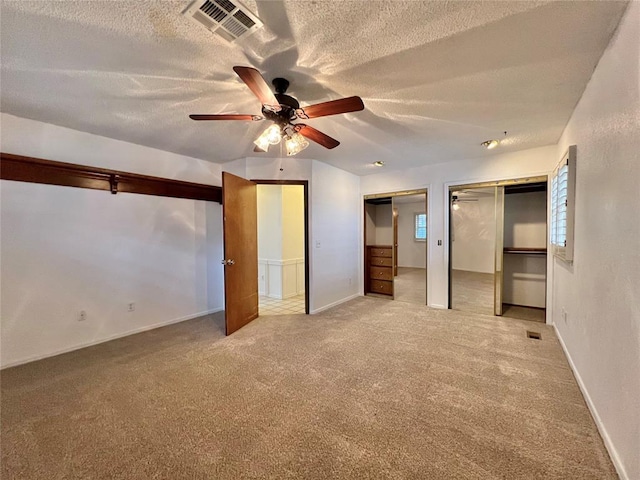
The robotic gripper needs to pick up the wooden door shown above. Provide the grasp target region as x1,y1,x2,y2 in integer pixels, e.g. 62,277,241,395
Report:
393,207,398,276
222,172,258,335
494,186,505,316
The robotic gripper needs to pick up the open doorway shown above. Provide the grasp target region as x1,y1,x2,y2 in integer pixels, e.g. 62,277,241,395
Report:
364,190,428,305
255,181,309,316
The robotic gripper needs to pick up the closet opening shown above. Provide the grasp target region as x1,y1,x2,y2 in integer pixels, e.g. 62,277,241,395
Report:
364,190,428,305
448,177,548,323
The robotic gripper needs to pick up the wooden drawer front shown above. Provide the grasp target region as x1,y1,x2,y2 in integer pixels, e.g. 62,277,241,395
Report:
370,247,392,258
370,256,392,267
370,266,393,281
370,280,393,295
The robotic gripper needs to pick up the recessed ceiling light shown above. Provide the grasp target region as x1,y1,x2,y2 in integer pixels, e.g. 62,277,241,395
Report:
481,139,500,149
373,161,385,167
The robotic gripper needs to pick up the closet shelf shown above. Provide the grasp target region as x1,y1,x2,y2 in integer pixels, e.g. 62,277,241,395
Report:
503,247,547,255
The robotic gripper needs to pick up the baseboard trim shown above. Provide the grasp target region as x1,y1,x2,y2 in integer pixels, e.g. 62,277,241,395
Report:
429,303,447,309
553,325,629,480
310,293,360,314
1,307,224,370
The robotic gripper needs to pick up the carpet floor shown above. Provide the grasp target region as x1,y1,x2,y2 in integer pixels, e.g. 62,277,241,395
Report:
451,269,495,316
394,267,426,305
1,297,616,479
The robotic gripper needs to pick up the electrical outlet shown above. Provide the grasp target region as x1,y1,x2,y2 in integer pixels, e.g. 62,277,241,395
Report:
128,303,135,312
315,241,321,248
78,310,87,322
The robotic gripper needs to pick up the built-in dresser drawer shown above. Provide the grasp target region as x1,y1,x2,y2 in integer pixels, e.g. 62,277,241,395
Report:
369,247,392,258
370,280,393,295
370,256,392,267
370,266,393,281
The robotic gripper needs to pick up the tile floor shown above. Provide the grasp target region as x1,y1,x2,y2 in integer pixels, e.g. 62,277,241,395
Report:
259,294,306,316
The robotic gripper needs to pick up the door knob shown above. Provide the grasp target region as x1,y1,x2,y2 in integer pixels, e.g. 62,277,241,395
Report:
221,259,235,265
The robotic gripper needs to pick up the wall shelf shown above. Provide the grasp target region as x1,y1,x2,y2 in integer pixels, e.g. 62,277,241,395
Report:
503,247,547,255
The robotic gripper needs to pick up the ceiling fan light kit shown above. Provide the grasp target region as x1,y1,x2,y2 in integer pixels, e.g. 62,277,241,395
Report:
373,161,385,167
284,132,309,157
190,66,364,156
481,139,500,149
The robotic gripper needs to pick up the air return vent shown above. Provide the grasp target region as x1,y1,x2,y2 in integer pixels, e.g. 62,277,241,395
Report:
183,0,263,43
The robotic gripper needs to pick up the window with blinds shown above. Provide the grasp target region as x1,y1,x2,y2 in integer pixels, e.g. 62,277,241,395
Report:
550,145,576,263
414,213,427,241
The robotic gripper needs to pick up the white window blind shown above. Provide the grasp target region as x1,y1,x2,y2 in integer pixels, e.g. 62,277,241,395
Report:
550,145,576,262
414,213,427,241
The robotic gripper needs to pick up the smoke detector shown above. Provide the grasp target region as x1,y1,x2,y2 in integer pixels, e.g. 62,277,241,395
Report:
183,0,263,43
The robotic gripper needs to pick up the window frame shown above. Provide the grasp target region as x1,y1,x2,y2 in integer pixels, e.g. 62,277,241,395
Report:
550,145,576,263
414,212,427,242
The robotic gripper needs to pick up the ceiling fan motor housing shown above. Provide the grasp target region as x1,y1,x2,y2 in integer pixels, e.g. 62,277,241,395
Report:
263,77,299,126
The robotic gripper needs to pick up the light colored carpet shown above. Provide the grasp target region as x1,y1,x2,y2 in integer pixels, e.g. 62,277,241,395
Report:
452,270,547,322
394,267,426,305
503,304,546,323
1,298,616,479
452,269,495,316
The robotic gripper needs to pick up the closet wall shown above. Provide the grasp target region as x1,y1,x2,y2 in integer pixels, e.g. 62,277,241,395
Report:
365,203,393,244
503,190,547,308
396,201,426,268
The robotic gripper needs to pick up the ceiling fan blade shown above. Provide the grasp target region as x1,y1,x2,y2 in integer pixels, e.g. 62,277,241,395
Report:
233,66,280,108
298,125,340,149
299,96,364,119
189,114,263,121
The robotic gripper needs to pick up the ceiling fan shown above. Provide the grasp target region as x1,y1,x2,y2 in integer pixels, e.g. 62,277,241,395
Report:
189,66,365,155
451,195,478,210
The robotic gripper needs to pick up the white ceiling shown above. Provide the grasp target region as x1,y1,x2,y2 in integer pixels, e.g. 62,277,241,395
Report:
0,1,628,175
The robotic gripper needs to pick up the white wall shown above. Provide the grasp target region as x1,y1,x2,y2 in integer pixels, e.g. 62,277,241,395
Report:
360,144,557,309
310,160,360,312
0,114,224,368
552,3,640,479
503,191,547,308
396,201,427,268
451,195,496,274
225,156,360,313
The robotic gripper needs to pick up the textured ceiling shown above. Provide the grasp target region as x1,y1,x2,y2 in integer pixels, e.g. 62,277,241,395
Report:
0,1,628,175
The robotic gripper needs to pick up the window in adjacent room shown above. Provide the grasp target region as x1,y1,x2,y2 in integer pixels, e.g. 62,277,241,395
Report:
550,145,576,263
414,213,427,241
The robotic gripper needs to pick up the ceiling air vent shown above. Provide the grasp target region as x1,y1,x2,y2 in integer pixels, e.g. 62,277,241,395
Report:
183,0,263,43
